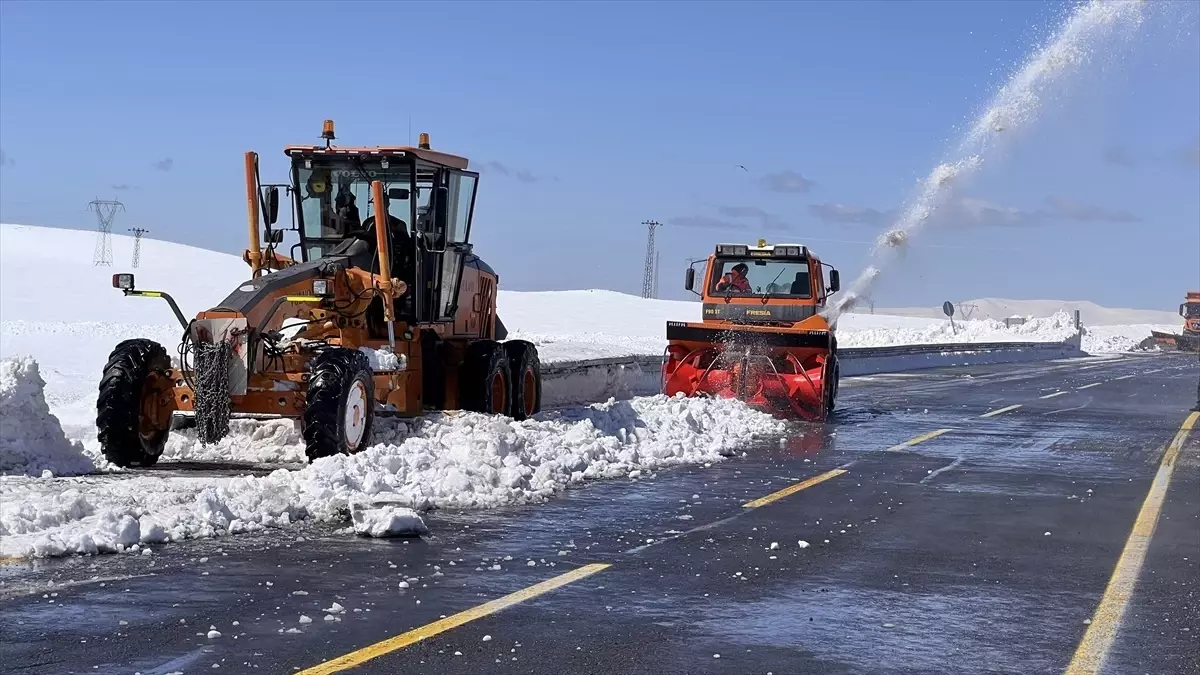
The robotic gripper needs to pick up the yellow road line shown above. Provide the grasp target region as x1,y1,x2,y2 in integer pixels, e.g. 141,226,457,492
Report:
1040,391,1068,400
1077,382,1103,390
742,469,847,509
1063,410,1200,675
885,428,954,453
297,563,610,674
980,404,1022,418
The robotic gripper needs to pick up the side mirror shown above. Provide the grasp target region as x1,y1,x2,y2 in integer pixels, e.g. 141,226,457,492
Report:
433,186,449,233
829,269,841,294
684,267,695,291
388,188,410,201
264,186,280,226
264,228,284,244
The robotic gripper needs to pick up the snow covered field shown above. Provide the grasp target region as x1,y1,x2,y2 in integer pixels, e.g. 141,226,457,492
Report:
0,222,1176,559
1,223,1173,424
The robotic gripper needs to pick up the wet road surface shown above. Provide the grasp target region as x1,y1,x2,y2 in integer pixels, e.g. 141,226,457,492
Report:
2,353,1198,675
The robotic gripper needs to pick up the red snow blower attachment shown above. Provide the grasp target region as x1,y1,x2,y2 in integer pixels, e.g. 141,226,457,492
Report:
662,240,841,421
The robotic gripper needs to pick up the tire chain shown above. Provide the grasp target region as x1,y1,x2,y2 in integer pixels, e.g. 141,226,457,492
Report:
193,339,233,445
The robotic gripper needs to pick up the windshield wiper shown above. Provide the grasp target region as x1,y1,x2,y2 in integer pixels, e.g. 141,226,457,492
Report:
760,268,787,305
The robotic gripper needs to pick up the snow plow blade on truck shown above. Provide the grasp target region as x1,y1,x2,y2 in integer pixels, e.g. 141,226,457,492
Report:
1150,291,1200,353
662,240,841,421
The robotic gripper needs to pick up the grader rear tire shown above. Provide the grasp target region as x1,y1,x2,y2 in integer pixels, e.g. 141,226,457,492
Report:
97,339,173,468
461,341,512,416
303,348,375,462
504,340,542,421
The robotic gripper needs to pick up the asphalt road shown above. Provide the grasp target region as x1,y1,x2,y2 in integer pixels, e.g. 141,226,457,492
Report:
2,352,1198,675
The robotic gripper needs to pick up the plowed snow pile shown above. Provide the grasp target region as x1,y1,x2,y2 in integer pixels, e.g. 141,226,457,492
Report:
837,311,1079,348
0,357,94,478
0,394,784,559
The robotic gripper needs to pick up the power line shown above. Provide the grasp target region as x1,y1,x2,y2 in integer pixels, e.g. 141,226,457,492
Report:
89,198,124,266
641,220,661,299
128,227,150,268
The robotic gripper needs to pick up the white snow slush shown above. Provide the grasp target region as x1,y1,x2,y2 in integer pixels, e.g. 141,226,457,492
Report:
0,393,785,559
0,356,94,478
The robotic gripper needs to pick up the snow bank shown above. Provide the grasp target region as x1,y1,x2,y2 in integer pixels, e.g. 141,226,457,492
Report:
0,394,784,559
0,357,95,477
1081,324,1178,354
837,311,1079,348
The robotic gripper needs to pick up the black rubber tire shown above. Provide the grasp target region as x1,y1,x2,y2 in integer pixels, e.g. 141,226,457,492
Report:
97,339,172,468
460,340,512,415
503,340,542,420
303,348,375,462
824,354,840,419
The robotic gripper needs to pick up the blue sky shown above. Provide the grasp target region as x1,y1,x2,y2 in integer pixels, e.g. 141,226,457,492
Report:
1,0,1196,310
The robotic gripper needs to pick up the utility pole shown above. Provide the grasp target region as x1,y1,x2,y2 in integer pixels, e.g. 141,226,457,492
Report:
89,198,124,266
641,220,661,299
128,227,149,268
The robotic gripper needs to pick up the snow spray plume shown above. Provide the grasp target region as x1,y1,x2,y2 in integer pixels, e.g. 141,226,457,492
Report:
824,0,1146,318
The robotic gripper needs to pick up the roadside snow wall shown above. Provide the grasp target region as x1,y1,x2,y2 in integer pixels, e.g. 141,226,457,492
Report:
0,357,94,477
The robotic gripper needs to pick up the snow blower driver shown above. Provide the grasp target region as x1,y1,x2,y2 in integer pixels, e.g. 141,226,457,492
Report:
715,262,752,293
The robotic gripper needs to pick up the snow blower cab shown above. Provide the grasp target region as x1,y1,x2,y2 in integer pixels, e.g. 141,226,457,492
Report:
662,239,841,420
97,121,541,468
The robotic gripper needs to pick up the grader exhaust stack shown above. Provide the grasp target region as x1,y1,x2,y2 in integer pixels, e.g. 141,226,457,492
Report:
661,240,841,420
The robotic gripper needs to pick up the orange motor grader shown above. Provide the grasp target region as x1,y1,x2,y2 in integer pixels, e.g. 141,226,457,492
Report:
661,240,841,420
97,121,541,467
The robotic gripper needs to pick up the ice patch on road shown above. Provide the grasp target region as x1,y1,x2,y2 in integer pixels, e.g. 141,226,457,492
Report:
0,394,784,559
0,357,95,477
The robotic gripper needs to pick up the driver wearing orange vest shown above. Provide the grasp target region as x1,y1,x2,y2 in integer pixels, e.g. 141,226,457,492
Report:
715,263,752,293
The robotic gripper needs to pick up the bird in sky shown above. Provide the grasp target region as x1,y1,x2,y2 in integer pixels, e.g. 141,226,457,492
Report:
736,165,749,172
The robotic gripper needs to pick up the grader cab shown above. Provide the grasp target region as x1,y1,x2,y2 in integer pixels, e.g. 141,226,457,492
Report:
98,121,541,467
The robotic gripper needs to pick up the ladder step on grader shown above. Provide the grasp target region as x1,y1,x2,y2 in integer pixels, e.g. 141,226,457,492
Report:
97,121,541,467
661,240,842,421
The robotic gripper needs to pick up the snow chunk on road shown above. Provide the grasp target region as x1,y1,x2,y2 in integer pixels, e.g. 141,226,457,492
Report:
0,357,94,477
0,394,783,559
350,504,428,538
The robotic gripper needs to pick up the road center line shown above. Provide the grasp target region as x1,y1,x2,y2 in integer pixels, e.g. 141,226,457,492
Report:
885,428,954,452
980,404,1022,418
1112,375,1134,381
742,468,847,509
1077,382,1103,390
1063,410,1200,675
1040,391,1068,399
296,563,610,674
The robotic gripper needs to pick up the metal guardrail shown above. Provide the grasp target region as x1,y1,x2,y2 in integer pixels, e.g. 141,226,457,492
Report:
541,340,1080,375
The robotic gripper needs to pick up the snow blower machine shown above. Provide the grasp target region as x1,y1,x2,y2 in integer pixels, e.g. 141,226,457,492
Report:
661,240,842,420
1149,290,1200,353
96,120,541,468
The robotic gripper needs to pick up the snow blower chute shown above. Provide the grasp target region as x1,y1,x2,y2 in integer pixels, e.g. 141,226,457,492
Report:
662,240,841,420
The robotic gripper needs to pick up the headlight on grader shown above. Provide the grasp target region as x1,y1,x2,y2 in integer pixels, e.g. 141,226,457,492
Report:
113,273,135,290
312,279,332,296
